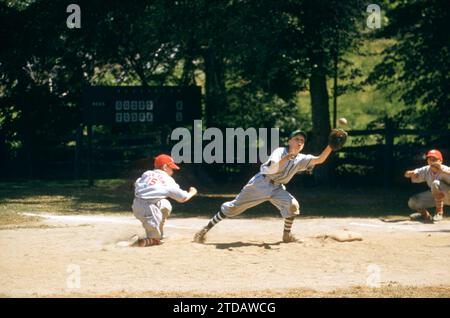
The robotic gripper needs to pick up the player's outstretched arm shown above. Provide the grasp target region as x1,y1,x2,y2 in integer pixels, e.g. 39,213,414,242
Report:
404,170,416,178
405,170,425,183
177,187,198,203
311,145,333,166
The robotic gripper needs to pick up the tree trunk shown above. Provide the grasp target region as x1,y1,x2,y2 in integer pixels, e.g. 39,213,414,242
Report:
203,49,227,127
309,72,331,152
181,42,197,86
309,62,331,185
181,57,196,86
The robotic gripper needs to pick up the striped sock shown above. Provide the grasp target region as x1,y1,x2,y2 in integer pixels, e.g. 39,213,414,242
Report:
138,238,161,247
284,217,295,233
435,198,444,215
206,211,227,230
433,191,444,215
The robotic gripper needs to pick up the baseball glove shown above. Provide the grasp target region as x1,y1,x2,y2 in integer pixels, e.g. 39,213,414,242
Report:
328,128,348,151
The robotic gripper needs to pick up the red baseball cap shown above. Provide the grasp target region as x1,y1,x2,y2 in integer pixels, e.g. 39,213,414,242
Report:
154,154,180,170
426,149,443,161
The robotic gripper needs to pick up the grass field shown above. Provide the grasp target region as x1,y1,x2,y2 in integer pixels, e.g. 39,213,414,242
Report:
0,178,420,228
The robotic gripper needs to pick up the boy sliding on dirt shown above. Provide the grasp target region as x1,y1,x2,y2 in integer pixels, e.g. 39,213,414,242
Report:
405,149,450,222
193,129,347,244
129,154,197,247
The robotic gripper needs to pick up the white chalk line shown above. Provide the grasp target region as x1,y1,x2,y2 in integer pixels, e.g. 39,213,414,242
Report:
20,213,196,230
21,213,447,233
349,222,430,232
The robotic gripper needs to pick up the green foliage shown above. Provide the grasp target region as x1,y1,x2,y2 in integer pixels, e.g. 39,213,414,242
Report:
0,1,447,180
369,0,450,131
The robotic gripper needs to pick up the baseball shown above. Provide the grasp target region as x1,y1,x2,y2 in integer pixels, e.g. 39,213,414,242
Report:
338,117,348,126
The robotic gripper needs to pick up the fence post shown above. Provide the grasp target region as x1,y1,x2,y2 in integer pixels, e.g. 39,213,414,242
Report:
74,125,82,179
383,118,394,187
87,124,94,187
162,124,172,153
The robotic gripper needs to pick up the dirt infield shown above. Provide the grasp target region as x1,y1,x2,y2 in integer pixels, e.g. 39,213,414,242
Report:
1,214,450,298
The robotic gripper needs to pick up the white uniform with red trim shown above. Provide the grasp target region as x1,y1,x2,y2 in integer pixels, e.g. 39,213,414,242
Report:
408,165,450,210
132,169,189,239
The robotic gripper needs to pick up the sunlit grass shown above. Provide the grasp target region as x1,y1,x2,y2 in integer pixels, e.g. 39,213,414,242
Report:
0,179,415,227
298,39,406,131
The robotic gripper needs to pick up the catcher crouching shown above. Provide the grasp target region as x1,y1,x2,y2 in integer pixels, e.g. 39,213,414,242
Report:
405,149,450,222
193,128,347,243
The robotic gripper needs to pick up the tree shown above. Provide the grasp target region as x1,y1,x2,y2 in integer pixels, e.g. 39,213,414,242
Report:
279,0,365,152
369,0,450,131
1,0,368,181
0,1,184,174
162,1,233,127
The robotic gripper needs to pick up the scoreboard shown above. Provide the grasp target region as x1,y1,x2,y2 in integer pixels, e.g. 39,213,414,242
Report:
82,86,201,125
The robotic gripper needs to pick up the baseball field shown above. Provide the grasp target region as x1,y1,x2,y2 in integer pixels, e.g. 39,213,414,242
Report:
1,180,450,298
2,0,449,302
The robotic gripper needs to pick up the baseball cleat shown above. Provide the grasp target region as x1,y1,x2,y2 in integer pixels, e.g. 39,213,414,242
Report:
409,212,422,221
193,227,208,243
433,213,444,222
410,211,434,223
282,232,299,243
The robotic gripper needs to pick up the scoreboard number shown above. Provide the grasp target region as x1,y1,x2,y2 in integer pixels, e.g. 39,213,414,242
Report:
83,86,201,125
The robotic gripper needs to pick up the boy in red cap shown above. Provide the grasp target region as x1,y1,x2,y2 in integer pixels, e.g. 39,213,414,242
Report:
404,149,450,222
128,154,197,247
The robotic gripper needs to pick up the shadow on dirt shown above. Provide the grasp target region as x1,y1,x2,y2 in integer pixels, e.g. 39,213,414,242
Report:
206,241,287,250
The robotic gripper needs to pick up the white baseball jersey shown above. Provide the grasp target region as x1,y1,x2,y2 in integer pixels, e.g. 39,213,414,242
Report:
412,165,450,189
134,169,189,202
260,147,316,185
409,165,450,210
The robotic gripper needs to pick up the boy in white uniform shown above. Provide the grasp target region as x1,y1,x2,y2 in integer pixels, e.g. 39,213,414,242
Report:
131,154,197,247
405,149,450,222
194,130,335,243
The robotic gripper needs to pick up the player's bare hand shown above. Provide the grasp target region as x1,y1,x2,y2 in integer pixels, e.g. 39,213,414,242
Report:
404,171,416,178
288,147,301,159
180,187,198,203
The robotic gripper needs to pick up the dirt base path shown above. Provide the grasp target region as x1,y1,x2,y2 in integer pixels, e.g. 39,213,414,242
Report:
1,214,450,297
